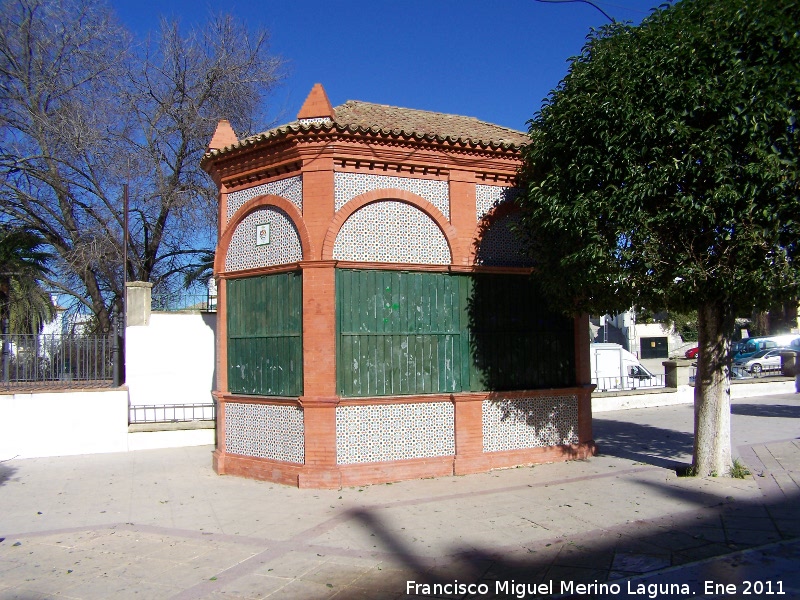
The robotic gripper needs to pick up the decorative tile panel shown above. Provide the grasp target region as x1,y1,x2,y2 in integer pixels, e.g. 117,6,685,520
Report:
474,211,533,267
224,207,302,272
333,201,451,264
336,403,455,464
476,184,520,220
226,176,303,223
225,402,304,463
335,172,450,218
298,117,332,126
482,395,579,453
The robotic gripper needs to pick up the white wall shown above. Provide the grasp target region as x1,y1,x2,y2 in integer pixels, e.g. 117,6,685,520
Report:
0,388,215,460
593,379,797,412
125,311,216,415
635,322,681,356
0,309,218,460
0,389,129,460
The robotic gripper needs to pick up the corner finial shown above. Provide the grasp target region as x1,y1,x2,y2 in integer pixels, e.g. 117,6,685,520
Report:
208,119,238,151
297,83,334,120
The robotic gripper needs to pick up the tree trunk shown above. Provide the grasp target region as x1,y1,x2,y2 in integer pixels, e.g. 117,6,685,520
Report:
693,301,735,476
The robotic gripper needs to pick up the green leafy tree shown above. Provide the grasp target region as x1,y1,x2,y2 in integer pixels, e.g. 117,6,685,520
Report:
0,224,54,334
519,0,800,476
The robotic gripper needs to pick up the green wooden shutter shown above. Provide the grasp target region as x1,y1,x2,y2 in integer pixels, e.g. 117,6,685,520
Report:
336,269,461,396
336,269,574,397
465,274,575,391
227,272,303,396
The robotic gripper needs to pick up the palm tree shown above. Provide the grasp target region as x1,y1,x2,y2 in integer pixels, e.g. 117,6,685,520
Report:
0,224,54,335
182,249,215,289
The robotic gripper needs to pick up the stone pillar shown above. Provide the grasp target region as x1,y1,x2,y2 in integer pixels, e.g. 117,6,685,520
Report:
663,359,694,387
663,360,678,388
780,351,796,377
126,281,152,326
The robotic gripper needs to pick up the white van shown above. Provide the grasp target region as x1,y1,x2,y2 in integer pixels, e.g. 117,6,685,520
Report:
590,343,660,391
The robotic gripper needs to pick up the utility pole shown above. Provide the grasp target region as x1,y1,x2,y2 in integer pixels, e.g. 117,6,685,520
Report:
1,317,9,388
534,0,616,23
113,184,129,387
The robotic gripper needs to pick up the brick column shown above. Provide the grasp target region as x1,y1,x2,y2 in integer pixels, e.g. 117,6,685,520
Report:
211,277,228,473
214,278,228,394
453,394,490,475
301,154,334,260
298,262,340,488
448,169,477,266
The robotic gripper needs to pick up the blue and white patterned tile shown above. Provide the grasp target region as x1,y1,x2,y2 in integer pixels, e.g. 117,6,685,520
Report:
335,172,450,218
227,176,303,223
482,395,579,452
336,403,455,464
474,211,533,267
225,207,302,271
225,403,305,463
476,184,520,221
332,201,450,264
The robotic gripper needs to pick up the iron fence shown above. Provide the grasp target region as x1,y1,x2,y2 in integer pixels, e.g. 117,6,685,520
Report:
592,373,666,392
151,291,217,312
690,365,785,383
128,403,215,424
1,332,113,389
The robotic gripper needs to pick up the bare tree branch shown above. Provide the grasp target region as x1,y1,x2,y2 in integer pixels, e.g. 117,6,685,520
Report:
0,0,284,329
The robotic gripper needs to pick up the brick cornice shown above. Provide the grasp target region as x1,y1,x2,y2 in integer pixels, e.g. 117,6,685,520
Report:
214,393,301,406
298,395,341,408
204,128,523,187
217,262,302,280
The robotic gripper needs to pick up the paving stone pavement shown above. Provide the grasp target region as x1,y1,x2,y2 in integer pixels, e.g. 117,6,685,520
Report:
0,393,798,600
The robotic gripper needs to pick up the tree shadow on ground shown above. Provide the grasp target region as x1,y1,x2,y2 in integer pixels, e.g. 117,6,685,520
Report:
731,403,800,419
0,462,17,488
345,486,800,600
591,418,694,469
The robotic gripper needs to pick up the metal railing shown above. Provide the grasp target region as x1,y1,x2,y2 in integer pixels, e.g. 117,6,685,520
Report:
1,332,113,389
129,403,216,424
689,365,785,383
592,373,666,392
151,291,217,312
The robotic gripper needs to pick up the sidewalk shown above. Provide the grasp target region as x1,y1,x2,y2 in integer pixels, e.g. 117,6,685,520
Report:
0,393,798,600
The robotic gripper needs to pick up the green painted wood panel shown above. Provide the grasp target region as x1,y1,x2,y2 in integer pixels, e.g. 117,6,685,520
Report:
336,270,574,397
336,270,461,396
465,274,575,391
227,272,302,396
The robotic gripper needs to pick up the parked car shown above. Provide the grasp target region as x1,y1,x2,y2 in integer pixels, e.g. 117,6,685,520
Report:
685,347,699,359
732,348,784,375
733,335,800,361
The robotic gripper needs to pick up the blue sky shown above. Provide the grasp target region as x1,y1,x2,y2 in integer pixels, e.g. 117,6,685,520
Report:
112,0,659,133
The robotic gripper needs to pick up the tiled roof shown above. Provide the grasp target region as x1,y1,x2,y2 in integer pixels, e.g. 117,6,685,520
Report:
204,101,529,160
331,101,529,147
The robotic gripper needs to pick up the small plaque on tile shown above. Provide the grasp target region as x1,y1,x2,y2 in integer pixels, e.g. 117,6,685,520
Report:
256,223,270,246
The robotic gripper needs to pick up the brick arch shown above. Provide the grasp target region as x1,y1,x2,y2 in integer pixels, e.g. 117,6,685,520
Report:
215,195,312,274
321,189,457,262
468,200,523,266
